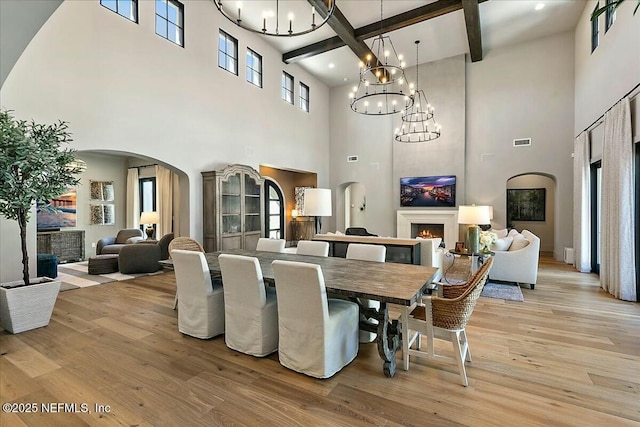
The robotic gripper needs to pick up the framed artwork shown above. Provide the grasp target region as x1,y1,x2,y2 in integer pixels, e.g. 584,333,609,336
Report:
400,175,456,207
90,204,115,225
90,180,114,201
507,188,546,222
294,186,314,215
37,188,77,229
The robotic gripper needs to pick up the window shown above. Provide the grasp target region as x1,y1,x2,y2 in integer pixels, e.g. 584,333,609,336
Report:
139,177,157,234
282,72,294,104
156,0,184,47
264,180,284,239
605,0,616,32
100,0,138,22
590,161,602,274
591,3,599,52
299,82,310,112
219,30,238,75
246,48,262,87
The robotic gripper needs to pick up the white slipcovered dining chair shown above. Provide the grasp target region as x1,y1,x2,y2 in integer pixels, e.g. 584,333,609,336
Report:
218,254,278,357
346,243,386,343
256,238,286,253
272,260,359,379
171,249,225,339
402,258,493,386
168,237,206,310
295,240,329,257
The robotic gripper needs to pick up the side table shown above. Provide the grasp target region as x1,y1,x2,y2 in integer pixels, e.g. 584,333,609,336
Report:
449,249,494,275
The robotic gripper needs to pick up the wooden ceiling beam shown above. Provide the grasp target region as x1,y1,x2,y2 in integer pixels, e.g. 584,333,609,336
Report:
285,0,489,64
462,0,483,62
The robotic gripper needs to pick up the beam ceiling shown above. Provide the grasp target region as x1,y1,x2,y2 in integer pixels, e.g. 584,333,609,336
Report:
462,0,483,62
287,0,487,64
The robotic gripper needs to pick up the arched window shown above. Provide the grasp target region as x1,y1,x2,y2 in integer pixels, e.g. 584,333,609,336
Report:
264,179,284,239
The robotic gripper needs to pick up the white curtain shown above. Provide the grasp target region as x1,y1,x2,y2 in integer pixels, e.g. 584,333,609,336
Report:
126,168,139,229
600,98,636,301
573,132,591,273
156,165,173,238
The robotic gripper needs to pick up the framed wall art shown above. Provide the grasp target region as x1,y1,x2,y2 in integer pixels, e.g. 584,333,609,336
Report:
507,188,546,222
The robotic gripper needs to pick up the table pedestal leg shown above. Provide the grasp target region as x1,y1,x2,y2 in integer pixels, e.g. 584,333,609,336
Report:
375,302,401,377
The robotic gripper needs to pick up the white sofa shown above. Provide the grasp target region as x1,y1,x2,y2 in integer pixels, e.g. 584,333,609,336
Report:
314,234,444,281
489,229,540,289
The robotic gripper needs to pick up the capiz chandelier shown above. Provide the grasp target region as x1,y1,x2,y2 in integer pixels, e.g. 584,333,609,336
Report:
215,0,336,37
395,40,441,142
349,0,412,115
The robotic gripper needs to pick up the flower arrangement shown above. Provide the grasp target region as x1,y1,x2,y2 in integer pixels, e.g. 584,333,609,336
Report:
479,230,498,253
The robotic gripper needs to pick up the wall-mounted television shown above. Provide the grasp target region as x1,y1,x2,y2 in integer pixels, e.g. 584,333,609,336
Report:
400,175,456,207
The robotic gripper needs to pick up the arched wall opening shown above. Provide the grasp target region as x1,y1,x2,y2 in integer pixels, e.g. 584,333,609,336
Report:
506,173,556,253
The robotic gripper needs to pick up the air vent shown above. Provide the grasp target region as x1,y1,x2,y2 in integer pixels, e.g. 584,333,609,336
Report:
347,155,358,162
513,138,531,147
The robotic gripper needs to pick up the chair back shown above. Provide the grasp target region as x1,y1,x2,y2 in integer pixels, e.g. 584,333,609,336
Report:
272,260,328,333
171,249,213,305
296,240,329,257
157,233,174,260
346,243,386,262
169,237,204,257
345,227,377,236
218,254,266,311
256,238,285,253
116,228,144,244
432,258,493,330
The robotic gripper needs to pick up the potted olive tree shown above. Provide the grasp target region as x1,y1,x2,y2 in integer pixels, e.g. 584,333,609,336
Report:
0,110,82,333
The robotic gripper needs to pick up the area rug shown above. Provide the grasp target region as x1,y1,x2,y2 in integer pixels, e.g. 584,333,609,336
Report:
57,261,163,291
481,282,524,302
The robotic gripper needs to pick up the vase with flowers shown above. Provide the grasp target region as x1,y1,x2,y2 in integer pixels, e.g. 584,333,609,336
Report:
479,230,497,254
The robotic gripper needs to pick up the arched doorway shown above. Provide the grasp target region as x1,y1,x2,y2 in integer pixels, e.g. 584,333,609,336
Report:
264,178,285,239
343,182,367,230
506,173,556,253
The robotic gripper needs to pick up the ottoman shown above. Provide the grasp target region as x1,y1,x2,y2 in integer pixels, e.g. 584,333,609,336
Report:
37,254,58,278
88,254,119,275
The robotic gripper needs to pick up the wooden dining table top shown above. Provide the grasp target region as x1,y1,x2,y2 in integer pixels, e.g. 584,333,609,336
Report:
160,249,438,306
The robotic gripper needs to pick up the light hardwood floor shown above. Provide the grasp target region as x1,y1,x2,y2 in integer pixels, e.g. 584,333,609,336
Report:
1,254,639,426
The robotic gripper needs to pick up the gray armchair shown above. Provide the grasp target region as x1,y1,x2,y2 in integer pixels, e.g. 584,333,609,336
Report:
96,228,145,255
118,233,174,274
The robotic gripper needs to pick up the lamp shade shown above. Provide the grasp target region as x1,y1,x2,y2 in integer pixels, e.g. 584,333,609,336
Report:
303,189,332,217
457,205,491,225
140,211,159,224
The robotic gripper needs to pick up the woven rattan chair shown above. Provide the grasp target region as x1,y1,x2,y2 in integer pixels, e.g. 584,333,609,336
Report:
169,237,205,309
402,258,493,386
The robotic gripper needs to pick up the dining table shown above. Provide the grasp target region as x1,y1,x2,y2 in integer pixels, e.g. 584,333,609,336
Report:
160,249,439,377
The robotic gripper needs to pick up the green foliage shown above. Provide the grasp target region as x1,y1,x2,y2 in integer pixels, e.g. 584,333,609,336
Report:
0,109,82,284
591,0,640,21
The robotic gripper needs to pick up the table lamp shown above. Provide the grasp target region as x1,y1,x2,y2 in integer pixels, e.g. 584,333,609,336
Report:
303,188,332,235
140,211,159,240
291,209,299,221
457,205,491,254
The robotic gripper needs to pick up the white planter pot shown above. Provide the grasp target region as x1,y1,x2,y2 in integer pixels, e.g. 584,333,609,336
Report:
0,277,61,334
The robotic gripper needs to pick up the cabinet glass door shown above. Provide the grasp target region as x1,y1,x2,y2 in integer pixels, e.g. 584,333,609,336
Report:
244,173,261,232
221,173,241,234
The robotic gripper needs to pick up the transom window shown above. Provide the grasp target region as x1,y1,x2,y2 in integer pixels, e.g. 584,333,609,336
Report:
100,0,138,22
246,48,262,87
282,72,294,104
219,30,238,75
591,3,599,52
299,82,310,112
156,0,184,47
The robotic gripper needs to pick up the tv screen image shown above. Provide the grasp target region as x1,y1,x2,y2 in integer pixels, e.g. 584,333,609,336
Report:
400,175,456,207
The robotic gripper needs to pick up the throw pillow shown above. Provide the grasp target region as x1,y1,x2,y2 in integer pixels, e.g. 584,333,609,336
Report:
491,228,508,239
508,228,520,237
335,230,344,235
491,236,513,251
509,234,530,251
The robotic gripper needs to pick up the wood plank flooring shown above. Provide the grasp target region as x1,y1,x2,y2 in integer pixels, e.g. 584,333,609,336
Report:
1,254,639,426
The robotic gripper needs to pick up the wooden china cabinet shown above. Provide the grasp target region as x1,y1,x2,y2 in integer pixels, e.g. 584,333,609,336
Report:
202,164,265,252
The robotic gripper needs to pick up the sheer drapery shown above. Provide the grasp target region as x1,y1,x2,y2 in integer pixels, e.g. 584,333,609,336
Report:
156,165,173,238
126,168,139,229
573,132,591,273
600,98,636,301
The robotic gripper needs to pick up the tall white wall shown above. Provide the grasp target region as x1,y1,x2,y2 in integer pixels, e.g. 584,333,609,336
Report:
0,0,330,281
466,32,575,260
574,0,640,136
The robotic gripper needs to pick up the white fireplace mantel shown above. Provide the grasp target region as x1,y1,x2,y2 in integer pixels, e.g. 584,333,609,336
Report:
397,210,459,250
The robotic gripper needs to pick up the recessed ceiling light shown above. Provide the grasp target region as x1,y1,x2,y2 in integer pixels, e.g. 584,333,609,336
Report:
328,63,335,69
535,3,545,11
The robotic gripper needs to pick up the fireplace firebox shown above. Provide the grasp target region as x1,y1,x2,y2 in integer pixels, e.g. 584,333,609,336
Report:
411,224,444,240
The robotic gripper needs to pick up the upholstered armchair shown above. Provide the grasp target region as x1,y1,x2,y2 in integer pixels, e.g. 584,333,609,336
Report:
118,233,174,274
96,228,145,255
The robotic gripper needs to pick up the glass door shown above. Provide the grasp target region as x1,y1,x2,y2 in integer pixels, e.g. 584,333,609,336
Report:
221,172,241,235
590,161,602,274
